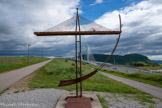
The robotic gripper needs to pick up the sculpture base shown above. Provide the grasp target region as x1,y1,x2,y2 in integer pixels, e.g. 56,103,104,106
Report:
55,94,102,108
66,97,92,108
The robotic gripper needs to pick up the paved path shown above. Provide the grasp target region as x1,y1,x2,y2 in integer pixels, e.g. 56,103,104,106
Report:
101,72,162,100
0,60,52,92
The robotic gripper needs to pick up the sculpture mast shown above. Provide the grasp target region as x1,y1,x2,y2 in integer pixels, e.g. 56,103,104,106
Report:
75,8,82,97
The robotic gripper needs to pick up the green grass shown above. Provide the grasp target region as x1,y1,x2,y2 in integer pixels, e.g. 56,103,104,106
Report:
0,56,49,73
102,69,162,87
28,58,145,94
27,58,157,103
137,66,162,71
136,95,155,104
0,91,4,95
97,95,107,108
13,91,19,93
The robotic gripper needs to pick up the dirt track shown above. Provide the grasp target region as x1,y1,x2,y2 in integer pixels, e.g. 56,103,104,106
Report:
0,60,51,92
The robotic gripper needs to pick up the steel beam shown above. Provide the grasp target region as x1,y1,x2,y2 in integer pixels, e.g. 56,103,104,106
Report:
34,31,121,36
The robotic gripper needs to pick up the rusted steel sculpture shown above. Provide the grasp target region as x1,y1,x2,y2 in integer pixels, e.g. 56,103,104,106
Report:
34,31,121,36
34,8,122,108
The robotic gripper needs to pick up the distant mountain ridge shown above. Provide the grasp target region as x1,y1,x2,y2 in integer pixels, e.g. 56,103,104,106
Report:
152,60,162,64
82,54,157,65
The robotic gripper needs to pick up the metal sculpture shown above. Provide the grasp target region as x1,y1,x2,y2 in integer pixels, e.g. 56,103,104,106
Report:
34,8,122,108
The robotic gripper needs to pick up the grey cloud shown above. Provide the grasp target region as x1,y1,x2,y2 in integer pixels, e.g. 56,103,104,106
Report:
94,0,162,59
0,0,79,56
0,0,162,60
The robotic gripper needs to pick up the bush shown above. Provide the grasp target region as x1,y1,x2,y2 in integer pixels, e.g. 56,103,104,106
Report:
109,71,115,73
71,63,75,66
147,75,162,82
65,59,68,62
46,71,54,75
82,62,86,65
21,59,26,63
101,69,108,72
126,72,140,78
131,62,146,67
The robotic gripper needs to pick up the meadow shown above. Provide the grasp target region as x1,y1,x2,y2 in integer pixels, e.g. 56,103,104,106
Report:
137,65,162,71
0,56,49,73
28,58,155,105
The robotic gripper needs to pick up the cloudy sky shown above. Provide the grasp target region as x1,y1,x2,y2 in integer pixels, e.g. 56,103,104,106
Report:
0,0,162,60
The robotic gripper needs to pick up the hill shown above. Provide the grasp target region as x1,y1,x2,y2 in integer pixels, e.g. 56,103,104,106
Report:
82,54,157,66
152,60,162,64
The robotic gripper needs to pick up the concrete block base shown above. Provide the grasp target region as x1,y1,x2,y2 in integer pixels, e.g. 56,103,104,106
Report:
55,94,102,108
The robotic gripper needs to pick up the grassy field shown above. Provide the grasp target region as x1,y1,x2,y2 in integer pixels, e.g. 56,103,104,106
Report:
0,56,49,73
102,68,162,87
137,65,162,71
27,58,156,105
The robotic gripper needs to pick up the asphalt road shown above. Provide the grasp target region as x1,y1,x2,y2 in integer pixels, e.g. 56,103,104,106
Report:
106,64,151,73
96,62,152,74
0,59,52,92
101,72,162,100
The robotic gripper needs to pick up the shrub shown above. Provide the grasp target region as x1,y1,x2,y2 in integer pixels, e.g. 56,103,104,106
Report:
102,69,108,72
126,72,140,78
21,58,26,63
71,63,75,66
46,71,54,75
82,62,86,65
131,62,146,67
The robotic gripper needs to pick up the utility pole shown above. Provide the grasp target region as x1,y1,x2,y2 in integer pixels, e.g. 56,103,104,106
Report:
114,56,115,65
87,41,89,62
41,49,43,60
27,44,31,63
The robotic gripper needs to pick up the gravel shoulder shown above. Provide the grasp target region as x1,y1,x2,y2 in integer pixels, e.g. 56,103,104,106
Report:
83,91,162,108
0,89,68,108
0,89,162,108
